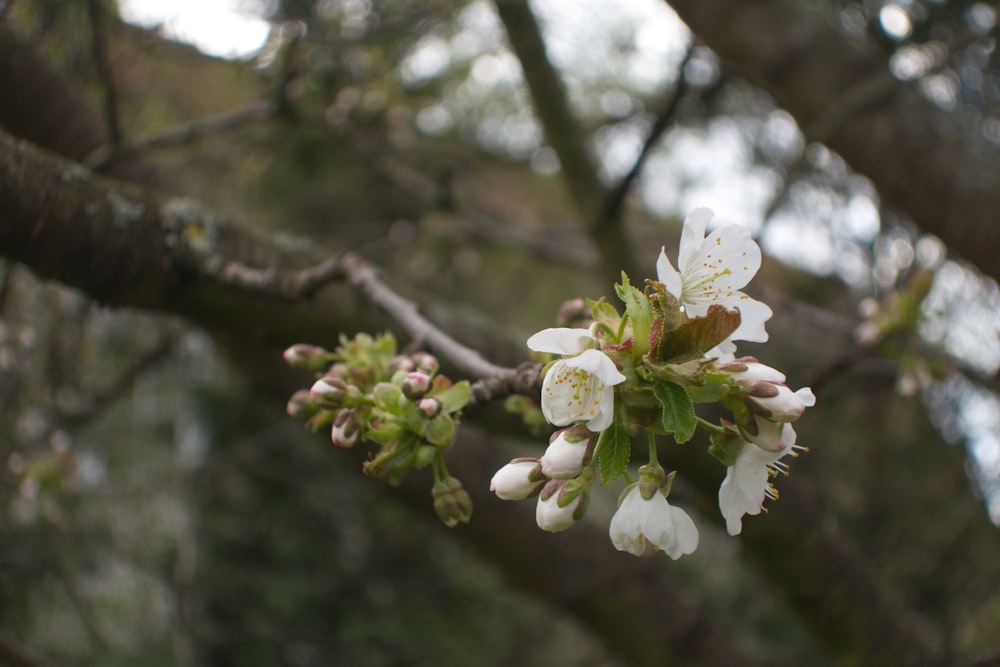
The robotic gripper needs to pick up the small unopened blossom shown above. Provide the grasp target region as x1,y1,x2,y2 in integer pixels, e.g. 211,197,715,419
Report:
535,475,591,533
412,352,439,374
609,465,699,559
540,425,594,479
388,355,416,373
490,458,545,500
417,397,441,418
721,358,816,422
745,383,816,422
527,327,626,432
432,477,473,527
310,376,349,409
331,408,360,448
286,389,318,418
282,344,330,370
656,208,773,348
718,438,801,535
402,371,432,399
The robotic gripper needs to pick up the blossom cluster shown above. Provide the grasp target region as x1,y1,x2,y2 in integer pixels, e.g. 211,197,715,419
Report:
491,208,815,557
283,333,474,527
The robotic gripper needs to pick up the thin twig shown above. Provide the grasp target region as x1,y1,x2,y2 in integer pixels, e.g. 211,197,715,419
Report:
602,43,696,225
211,254,345,300
339,253,517,381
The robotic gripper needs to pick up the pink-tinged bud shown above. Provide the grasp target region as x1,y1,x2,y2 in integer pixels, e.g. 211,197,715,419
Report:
540,427,594,479
746,385,815,422
388,355,416,373
556,297,592,328
286,389,318,418
282,344,329,370
331,409,361,447
432,477,473,527
402,371,432,399
417,397,441,418
412,353,439,374
535,479,588,533
490,459,545,500
310,376,349,409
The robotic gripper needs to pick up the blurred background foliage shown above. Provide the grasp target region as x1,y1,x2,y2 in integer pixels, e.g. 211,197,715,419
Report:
2,0,1000,666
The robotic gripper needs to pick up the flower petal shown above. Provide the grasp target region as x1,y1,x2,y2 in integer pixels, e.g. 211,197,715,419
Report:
665,505,699,559
526,327,594,356
656,248,683,300
678,207,714,271
565,349,626,385
730,295,773,342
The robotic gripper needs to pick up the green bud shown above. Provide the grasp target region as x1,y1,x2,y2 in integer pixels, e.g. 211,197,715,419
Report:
432,477,473,528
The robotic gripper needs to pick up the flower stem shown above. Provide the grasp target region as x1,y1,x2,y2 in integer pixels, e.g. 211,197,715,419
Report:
647,429,659,467
695,416,724,434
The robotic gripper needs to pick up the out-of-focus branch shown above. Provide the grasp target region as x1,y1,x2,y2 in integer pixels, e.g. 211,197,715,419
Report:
84,101,278,170
602,44,695,225
493,0,638,283
85,0,123,146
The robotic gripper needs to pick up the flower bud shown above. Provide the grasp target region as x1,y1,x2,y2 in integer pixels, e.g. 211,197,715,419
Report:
286,389,318,418
745,385,815,422
282,344,330,370
556,297,592,328
402,371,432,399
490,459,545,500
540,426,594,479
388,355,416,373
720,358,785,385
412,352,439,374
417,397,441,418
310,376,349,409
432,477,473,527
331,408,361,448
535,471,592,533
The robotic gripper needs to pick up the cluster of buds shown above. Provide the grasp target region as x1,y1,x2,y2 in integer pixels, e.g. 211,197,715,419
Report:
283,333,473,527
490,425,597,531
491,207,817,556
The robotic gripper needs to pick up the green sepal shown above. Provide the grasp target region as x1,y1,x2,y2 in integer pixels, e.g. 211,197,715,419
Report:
654,381,696,443
707,429,746,468
596,419,631,485
587,298,623,334
615,272,652,356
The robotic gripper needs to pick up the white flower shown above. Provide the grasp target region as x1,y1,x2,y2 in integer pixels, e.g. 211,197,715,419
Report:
527,327,626,432
656,208,773,346
610,484,699,558
490,459,545,500
719,439,793,536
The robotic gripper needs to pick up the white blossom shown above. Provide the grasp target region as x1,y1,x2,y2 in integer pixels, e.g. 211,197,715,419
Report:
609,485,699,559
527,327,626,432
490,459,545,501
719,439,795,535
656,208,773,347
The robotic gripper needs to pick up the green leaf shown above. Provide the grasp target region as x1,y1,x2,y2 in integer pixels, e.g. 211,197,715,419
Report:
615,272,652,355
596,420,631,485
654,381,696,443
434,380,472,414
